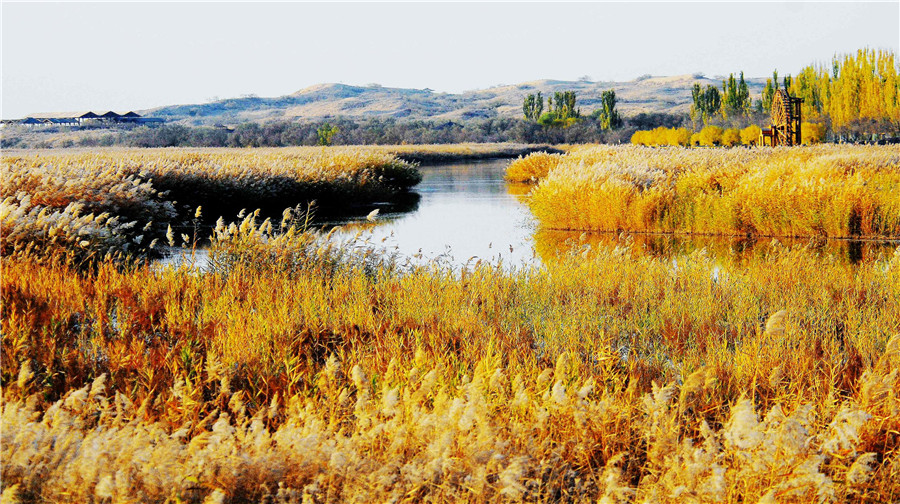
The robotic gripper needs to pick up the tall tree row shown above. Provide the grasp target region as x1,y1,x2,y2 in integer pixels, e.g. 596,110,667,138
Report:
550,91,581,120
788,48,899,136
523,90,606,128
690,83,722,126
523,92,543,122
721,72,751,119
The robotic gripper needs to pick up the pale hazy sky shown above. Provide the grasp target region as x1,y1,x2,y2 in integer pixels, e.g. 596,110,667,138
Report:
2,2,898,118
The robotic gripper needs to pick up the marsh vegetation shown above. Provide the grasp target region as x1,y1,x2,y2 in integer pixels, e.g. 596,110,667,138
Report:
2,144,899,503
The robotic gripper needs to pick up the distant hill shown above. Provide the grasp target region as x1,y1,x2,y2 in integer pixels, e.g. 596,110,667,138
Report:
144,75,767,125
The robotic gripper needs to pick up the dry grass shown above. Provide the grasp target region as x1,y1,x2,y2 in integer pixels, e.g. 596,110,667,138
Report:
516,145,900,239
2,145,899,502
2,214,899,502
506,152,564,183
1,147,419,258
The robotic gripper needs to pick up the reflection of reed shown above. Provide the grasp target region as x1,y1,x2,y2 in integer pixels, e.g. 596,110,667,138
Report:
505,182,533,201
313,192,422,226
534,228,899,266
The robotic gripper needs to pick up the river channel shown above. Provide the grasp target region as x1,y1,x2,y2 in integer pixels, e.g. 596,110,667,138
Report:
324,158,540,267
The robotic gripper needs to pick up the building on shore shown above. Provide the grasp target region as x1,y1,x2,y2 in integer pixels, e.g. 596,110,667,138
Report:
4,111,164,127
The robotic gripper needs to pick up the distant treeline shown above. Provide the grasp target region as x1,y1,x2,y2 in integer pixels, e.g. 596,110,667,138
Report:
1,114,690,149
687,48,900,141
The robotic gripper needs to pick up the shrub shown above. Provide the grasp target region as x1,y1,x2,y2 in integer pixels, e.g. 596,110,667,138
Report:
802,122,828,144
698,125,723,146
722,128,742,147
741,125,762,145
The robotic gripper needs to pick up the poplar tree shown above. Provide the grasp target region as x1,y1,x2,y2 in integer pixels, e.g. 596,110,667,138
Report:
691,83,723,125
552,91,580,120
721,72,752,119
597,89,621,130
522,92,545,122
775,48,899,136
761,70,779,113
523,94,536,121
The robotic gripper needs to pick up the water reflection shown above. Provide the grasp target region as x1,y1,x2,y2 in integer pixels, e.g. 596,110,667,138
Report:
534,228,899,266
312,191,421,224
320,158,540,266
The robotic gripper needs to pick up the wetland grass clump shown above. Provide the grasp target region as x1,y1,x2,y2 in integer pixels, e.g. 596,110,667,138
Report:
1,147,420,257
505,152,564,183
516,144,900,239
3,215,899,502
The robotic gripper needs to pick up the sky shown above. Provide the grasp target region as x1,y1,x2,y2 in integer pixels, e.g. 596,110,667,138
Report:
2,2,898,119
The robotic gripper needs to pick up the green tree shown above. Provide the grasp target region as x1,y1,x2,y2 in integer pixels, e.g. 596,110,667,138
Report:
523,92,544,121
552,91,580,120
690,83,722,125
761,70,779,113
597,89,621,130
721,72,751,119
537,112,558,126
702,85,721,124
317,123,339,146
690,83,703,128
523,94,536,121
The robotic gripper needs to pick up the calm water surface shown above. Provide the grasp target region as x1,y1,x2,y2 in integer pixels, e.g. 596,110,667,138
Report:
324,158,540,266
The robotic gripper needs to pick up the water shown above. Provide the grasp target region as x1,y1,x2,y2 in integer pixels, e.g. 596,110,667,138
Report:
161,157,899,269
323,158,540,267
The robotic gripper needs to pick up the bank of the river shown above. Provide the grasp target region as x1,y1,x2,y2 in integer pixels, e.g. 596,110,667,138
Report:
1,147,420,259
380,142,563,164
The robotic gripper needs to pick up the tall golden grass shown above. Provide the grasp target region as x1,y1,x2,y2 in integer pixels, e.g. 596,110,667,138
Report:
3,214,899,501
505,152,564,183
3,145,899,502
515,145,900,238
1,147,419,258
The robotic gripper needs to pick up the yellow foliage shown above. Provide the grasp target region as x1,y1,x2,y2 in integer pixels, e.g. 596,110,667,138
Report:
631,127,692,147
721,128,742,147
698,125,723,146
631,130,649,146
741,125,762,146
802,122,827,145
2,229,899,501
3,144,900,501
529,144,900,237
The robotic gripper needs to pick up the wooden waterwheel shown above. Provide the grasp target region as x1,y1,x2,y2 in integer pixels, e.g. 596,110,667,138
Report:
761,90,804,146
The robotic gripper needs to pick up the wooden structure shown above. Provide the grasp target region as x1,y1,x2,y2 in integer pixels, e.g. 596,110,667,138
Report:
12,111,164,127
760,90,803,146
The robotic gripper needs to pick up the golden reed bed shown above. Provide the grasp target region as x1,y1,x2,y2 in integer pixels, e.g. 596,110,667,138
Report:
508,144,900,239
2,213,898,502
